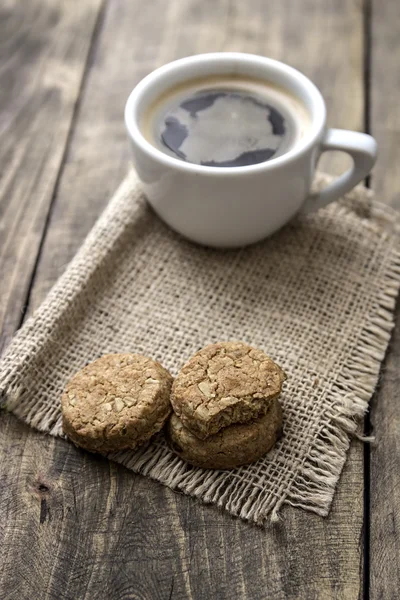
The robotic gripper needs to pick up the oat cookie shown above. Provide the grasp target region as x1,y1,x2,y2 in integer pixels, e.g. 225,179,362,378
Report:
62,353,173,453
168,397,283,469
171,342,285,439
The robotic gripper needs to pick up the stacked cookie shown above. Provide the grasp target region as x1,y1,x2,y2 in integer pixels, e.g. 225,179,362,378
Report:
61,342,285,469
168,342,285,469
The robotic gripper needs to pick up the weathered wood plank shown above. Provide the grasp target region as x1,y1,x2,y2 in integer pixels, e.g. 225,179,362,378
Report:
369,0,400,597
0,0,104,355
0,412,364,600
369,0,400,206
0,0,366,598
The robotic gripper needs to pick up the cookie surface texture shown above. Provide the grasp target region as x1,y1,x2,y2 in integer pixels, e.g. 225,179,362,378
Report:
168,397,283,469
171,341,285,439
62,353,173,452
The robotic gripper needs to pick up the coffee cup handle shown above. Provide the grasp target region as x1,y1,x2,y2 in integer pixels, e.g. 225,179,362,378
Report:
301,128,378,213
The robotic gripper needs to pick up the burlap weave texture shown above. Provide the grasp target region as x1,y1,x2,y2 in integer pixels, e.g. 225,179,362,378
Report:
1,171,399,523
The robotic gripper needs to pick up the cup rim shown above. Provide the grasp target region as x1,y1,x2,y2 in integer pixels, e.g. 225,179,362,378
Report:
124,52,326,176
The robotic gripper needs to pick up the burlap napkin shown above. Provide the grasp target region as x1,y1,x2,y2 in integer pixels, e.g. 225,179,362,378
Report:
1,171,400,524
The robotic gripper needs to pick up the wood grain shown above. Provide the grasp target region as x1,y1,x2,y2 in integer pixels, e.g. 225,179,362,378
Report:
369,0,400,597
369,0,400,206
0,412,364,600
0,0,368,598
0,0,104,354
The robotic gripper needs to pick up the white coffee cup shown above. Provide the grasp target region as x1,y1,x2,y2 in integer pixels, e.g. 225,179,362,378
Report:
125,53,377,248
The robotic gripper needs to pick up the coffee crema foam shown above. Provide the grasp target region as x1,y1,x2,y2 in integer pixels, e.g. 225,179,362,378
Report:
141,75,312,168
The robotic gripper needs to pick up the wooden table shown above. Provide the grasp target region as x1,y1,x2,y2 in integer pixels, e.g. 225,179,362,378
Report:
1,1,399,598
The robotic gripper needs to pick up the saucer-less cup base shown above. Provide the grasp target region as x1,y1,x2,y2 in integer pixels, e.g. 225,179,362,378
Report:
125,53,377,248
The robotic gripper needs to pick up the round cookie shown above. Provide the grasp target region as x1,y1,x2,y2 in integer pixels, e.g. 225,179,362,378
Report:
61,353,173,453
167,397,283,469
171,342,285,439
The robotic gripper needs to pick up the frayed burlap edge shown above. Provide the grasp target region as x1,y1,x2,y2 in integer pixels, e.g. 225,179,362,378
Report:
114,218,400,523
1,173,400,524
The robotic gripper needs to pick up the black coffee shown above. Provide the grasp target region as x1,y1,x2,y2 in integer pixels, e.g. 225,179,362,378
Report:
142,76,311,168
